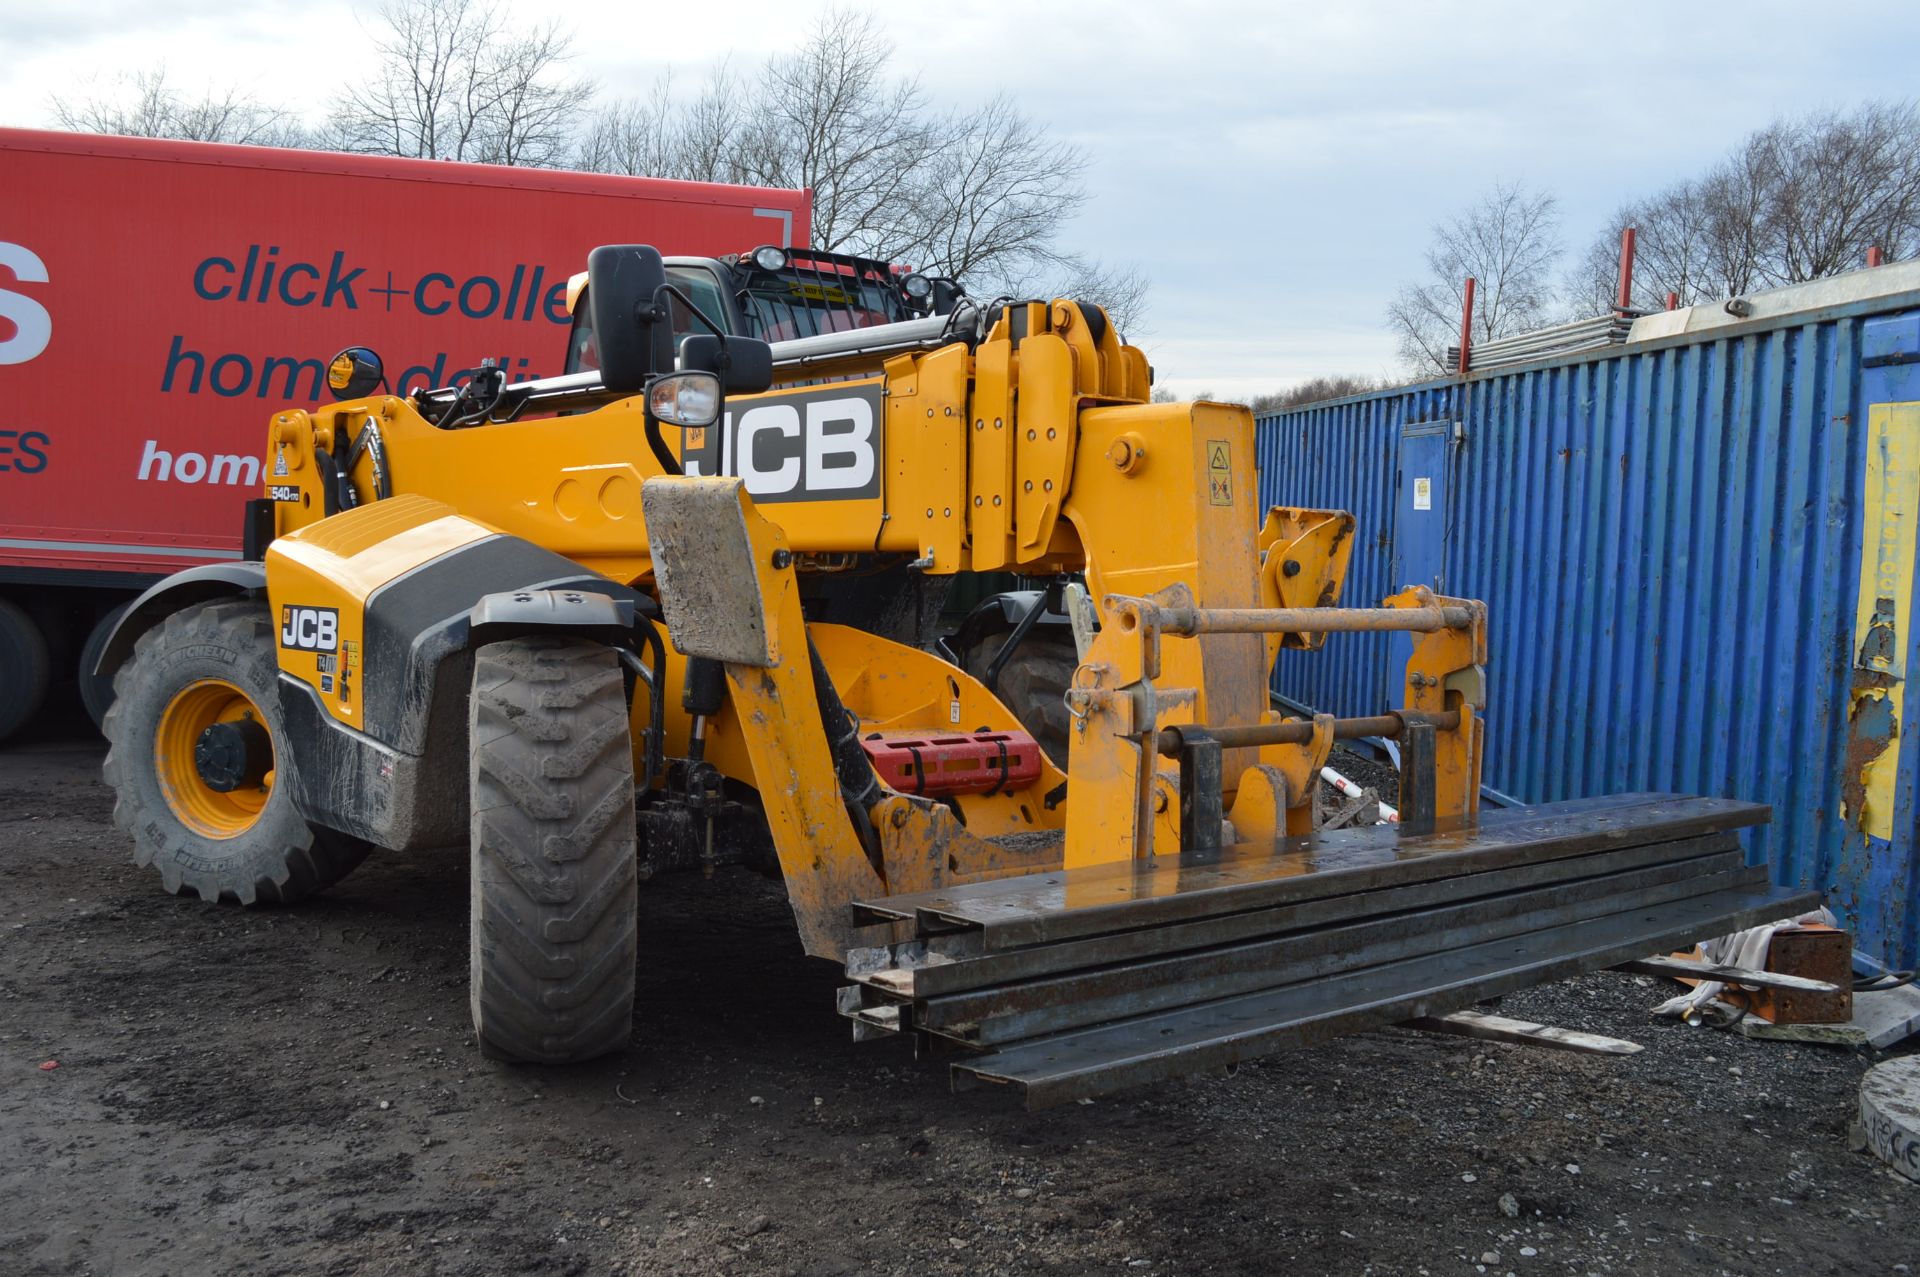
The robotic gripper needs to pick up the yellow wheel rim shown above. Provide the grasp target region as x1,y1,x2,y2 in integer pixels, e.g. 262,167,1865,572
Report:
154,678,274,839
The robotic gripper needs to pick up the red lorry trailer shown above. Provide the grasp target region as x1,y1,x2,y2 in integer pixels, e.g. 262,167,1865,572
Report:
0,129,810,741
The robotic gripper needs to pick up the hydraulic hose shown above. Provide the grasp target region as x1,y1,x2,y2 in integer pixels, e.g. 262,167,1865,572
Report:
807,638,884,871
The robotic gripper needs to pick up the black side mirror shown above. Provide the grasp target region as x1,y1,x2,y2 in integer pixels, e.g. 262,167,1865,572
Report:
680,333,774,395
930,279,966,316
587,245,673,394
326,347,385,400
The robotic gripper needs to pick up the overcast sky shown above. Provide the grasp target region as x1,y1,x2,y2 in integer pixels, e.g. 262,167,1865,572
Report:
5,0,1918,397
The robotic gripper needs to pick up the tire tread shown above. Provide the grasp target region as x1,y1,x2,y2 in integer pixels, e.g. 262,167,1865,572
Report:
469,639,637,1065
101,598,370,905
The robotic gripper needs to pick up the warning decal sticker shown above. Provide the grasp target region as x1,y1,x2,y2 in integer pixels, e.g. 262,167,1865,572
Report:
1207,440,1232,506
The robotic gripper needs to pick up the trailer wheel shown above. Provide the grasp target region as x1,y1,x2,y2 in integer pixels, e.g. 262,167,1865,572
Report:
78,603,131,730
0,598,51,744
101,598,372,903
962,629,1079,767
468,638,637,1065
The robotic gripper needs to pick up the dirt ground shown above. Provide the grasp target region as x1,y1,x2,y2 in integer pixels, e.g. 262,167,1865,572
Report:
3,729,1914,1277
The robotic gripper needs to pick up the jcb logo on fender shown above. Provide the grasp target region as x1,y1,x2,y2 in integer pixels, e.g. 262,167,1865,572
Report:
681,383,882,503
280,606,338,652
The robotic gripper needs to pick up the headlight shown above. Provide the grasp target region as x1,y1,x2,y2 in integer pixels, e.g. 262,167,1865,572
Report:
751,245,789,272
900,273,933,301
646,371,722,427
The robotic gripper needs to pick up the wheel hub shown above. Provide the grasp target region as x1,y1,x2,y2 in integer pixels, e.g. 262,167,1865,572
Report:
194,718,272,793
154,678,274,839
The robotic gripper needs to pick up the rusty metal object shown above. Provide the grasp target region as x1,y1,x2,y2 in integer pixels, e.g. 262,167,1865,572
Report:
1617,953,1842,994
1155,712,1456,756
1123,602,1474,636
1666,924,1854,1025
1744,925,1855,1023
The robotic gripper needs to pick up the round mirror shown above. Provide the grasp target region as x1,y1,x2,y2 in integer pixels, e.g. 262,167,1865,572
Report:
326,347,385,400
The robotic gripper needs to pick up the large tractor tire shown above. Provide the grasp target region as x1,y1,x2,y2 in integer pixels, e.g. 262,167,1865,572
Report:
101,599,372,903
78,602,131,730
963,629,1079,768
468,638,637,1065
0,597,51,744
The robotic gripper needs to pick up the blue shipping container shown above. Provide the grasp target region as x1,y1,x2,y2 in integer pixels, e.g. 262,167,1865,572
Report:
1255,275,1920,969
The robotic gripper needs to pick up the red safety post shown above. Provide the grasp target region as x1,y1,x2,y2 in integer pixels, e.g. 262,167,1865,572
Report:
1616,227,1637,312
1666,292,1679,311
1869,246,1885,268
1457,276,1476,376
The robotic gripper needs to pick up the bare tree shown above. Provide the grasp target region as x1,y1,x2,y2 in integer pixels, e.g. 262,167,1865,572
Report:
1386,183,1562,374
1568,179,1722,313
67,4,1121,325
576,65,753,183
327,0,591,166
1766,102,1920,280
670,68,752,185
1697,131,1778,297
1569,101,1920,314
573,9,1102,317
52,67,306,146
899,93,1088,289
1050,257,1152,336
574,84,675,177
1245,374,1389,414
725,10,930,253
985,255,1151,336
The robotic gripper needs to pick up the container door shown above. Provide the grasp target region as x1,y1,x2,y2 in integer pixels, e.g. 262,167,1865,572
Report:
1388,420,1453,684
1847,313,1920,967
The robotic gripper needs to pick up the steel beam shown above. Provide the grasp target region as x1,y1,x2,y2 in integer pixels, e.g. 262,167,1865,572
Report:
950,883,1819,1108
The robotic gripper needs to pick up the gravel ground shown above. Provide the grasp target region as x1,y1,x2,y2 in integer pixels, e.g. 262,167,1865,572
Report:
2,729,1914,1276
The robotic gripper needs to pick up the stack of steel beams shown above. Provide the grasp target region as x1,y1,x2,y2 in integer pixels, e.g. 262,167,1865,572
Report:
842,794,1816,1108
1446,312,1635,373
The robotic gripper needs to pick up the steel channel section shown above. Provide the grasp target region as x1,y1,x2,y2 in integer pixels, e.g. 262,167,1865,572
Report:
1255,294,1920,969
863,792,1716,922
864,831,1743,999
914,848,1750,1043
1155,712,1451,756
861,795,1769,949
1177,733,1225,854
952,883,1819,1107
1399,719,1438,833
1146,604,1470,635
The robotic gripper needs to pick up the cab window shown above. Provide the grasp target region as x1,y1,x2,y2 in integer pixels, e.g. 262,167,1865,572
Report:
564,264,733,376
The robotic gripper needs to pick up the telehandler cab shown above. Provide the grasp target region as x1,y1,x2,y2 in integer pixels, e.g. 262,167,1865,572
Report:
99,244,1814,1107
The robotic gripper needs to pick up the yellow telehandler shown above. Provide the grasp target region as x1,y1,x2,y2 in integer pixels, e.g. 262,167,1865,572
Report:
97,245,1814,1106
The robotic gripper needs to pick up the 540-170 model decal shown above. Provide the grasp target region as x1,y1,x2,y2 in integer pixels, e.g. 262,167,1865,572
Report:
680,382,882,503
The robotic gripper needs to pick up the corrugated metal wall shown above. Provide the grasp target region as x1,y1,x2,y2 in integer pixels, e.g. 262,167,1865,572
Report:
1255,293,1920,968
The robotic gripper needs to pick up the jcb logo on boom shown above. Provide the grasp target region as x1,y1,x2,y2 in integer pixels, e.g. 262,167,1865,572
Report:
280,606,338,652
681,384,881,503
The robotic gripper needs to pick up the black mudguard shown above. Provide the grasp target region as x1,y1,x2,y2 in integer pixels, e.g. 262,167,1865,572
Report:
94,562,268,679
279,534,656,852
